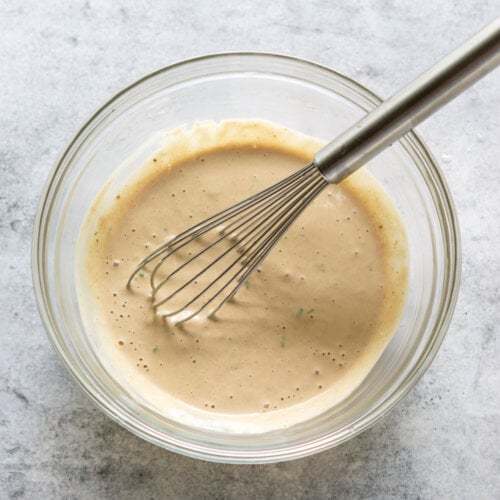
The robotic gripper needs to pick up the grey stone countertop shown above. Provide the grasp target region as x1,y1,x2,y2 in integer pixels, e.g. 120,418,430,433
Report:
1,1,498,498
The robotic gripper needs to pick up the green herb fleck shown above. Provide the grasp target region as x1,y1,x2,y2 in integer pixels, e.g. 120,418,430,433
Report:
307,308,315,315
296,307,304,318
244,281,250,290
280,336,286,348
139,270,146,278
163,227,168,232
152,345,158,353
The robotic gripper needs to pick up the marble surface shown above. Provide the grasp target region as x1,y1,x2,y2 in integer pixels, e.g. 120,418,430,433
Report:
1,1,499,498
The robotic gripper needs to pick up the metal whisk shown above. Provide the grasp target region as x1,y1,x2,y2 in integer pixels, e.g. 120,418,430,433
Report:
128,19,499,324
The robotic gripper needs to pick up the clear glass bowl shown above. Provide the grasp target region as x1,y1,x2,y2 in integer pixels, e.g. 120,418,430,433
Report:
32,53,460,463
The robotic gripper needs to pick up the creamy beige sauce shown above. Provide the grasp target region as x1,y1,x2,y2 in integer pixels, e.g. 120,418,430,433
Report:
77,120,408,432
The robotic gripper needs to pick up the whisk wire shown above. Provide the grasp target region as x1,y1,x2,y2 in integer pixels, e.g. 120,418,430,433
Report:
176,172,328,323
153,164,323,311
209,176,327,319
126,162,317,289
128,163,328,323
127,163,327,323
150,163,317,298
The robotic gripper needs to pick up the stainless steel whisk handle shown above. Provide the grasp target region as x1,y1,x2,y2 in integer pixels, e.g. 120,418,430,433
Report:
315,18,500,183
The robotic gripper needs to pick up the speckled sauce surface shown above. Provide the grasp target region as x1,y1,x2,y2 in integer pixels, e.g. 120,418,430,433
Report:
79,121,407,431
1,1,498,498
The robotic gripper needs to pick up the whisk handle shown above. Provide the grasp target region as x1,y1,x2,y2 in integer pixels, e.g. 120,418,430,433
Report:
315,18,500,183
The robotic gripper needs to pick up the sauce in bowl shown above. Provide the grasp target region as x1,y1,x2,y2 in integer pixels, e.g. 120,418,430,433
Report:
77,119,408,432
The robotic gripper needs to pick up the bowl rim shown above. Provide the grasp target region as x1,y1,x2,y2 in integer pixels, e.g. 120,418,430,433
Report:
31,51,461,463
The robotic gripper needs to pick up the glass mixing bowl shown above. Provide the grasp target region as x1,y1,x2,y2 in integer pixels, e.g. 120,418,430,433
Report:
32,53,460,463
